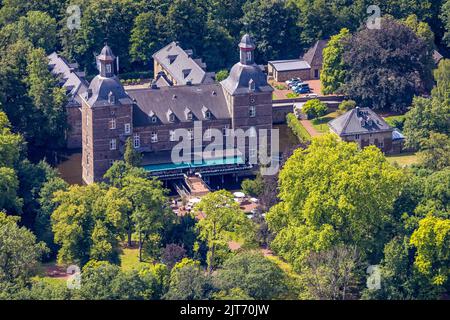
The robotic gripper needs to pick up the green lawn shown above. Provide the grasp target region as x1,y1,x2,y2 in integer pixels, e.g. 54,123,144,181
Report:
386,152,419,167
311,111,340,133
120,247,152,271
383,115,406,129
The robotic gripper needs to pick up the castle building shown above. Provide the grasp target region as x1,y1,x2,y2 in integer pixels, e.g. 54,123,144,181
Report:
81,35,273,184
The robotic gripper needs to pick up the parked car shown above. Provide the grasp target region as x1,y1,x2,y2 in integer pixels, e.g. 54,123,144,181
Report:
286,77,302,87
305,93,319,98
292,83,311,94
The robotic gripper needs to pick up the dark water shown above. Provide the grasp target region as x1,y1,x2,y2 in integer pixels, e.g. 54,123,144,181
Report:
57,152,83,185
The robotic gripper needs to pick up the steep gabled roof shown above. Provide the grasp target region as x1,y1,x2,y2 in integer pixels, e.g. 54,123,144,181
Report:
302,40,329,66
152,42,215,85
47,52,89,107
328,107,393,136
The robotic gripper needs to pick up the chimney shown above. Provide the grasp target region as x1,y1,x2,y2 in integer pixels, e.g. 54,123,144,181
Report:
355,106,360,117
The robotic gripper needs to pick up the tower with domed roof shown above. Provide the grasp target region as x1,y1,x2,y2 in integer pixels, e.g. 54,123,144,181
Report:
81,44,134,184
221,34,273,160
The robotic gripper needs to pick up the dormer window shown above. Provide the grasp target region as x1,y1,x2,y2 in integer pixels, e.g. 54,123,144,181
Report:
185,107,194,121
249,79,255,92
152,116,157,123
202,106,211,120
108,91,115,104
167,109,176,123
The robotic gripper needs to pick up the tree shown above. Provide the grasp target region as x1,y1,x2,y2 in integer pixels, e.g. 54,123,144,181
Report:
161,244,187,269
60,0,141,75
241,173,264,198
25,47,67,149
35,177,68,257
16,11,57,52
302,99,328,119
241,0,300,63
343,17,434,112
442,0,450,46
300,245,363,300
194,190,254,273
130,12,165,69
338,100,356,113
410,215,450,287
266,134,403,271
51,184,128,266
124,137,142,167
0,213,47,286
418,132,450,171
403,60,450,149
363,236,442,300
215,70,229,82
215,251,287,300
122,175,170,262
321,28,351,95
402,14,436,50
164,258,215,300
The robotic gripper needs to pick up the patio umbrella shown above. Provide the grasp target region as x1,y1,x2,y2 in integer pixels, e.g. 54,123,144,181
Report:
233,192,245,198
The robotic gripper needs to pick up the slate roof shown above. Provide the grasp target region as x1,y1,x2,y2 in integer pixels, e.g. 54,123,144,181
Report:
84,75,134,107
152,42,215,85
127,84,230,127
302,40,329,66
48,52,89,107
433,50,443,65
268,59,311,72
328,107,393,136
221,62,272,96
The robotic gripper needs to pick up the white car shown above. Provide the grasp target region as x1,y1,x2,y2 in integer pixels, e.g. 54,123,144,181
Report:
305,93,319,98
285,78,302,87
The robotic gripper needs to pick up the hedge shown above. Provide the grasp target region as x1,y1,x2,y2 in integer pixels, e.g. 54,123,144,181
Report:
286,113,311,144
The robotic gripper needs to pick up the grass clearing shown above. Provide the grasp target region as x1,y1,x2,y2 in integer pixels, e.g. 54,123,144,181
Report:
311,111,340,133
120,247,152,271
386,152,419,167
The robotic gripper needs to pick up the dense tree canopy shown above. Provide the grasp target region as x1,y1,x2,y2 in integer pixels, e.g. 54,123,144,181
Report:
267,134,403,271
343,17,434,112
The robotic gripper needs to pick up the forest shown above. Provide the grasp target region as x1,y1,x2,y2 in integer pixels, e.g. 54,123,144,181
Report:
0,0,449,301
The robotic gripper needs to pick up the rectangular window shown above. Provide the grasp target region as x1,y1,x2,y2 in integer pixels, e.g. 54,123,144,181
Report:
109,118,116,130
110,139,117,150
170,130,176,142
249,106,256,117
187,112,193,121
204,128,212,140
188,129,193,140
134,134,140,148
106,64,112,74
223,125,230,137
355,134,360,140
314,69,319,78
124,123,131,134
151,132,158,143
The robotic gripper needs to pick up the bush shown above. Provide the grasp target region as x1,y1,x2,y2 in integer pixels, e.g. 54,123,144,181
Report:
302,99,328,119
286,113,311,143
339,100,357,113
215,70,229,82
241,174,264,198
